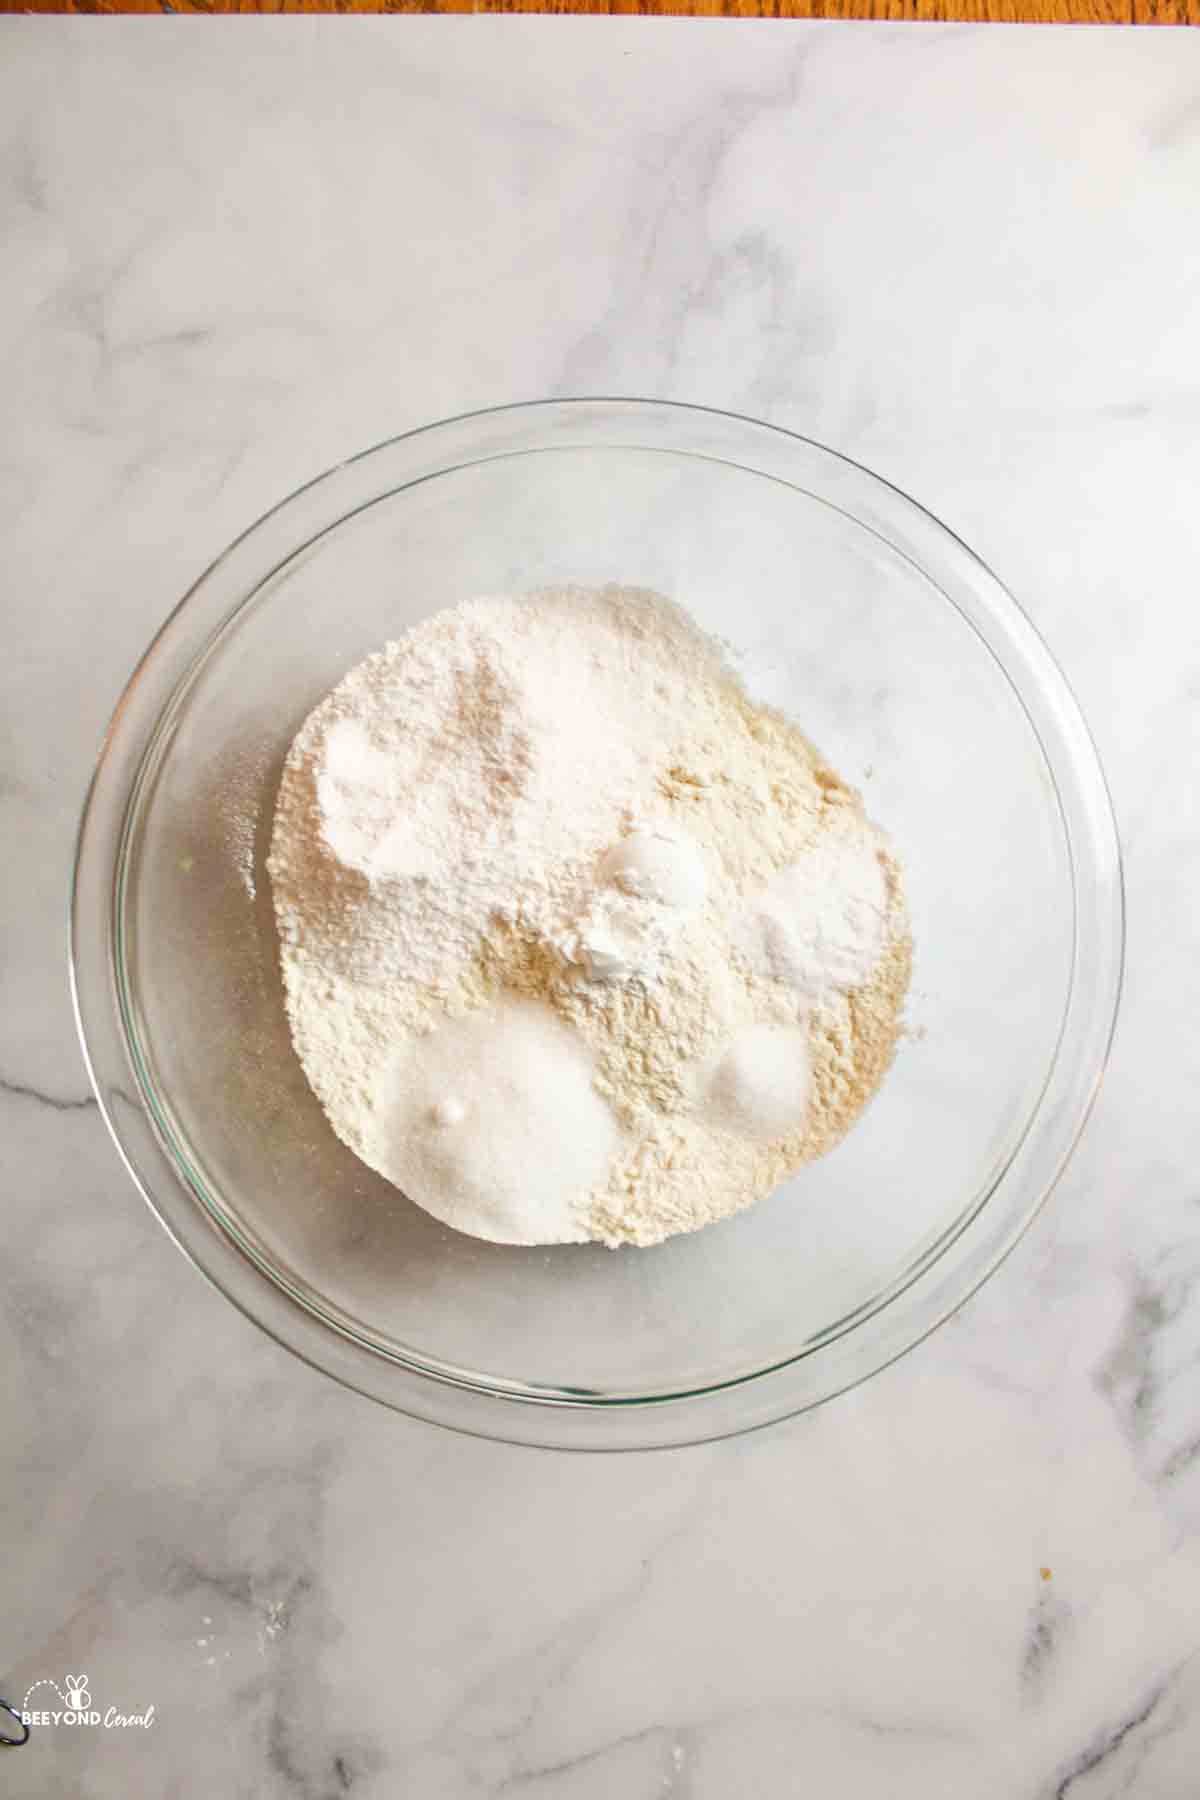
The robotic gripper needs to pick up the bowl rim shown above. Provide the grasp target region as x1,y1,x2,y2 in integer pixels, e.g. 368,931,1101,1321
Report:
69,397,1125,1451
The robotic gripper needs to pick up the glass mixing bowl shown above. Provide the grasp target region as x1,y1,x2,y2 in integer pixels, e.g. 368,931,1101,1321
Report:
70,400,1123,1450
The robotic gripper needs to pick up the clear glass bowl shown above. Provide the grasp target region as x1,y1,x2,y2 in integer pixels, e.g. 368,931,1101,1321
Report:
70,400,1123,1450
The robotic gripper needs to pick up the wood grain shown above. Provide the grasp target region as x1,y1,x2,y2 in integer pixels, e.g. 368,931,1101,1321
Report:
6,0,1198,25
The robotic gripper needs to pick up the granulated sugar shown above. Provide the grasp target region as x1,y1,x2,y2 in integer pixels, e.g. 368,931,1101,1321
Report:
268,584,911,1247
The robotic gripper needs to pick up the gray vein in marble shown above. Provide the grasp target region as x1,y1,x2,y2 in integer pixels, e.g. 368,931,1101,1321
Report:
1095,1278,1172,1434
0,1074,96,1113
500,1699,961,1797
147,1437,383,1797
262,1584,381,1800
410,1472,715,1789
555,51,810,404
1050,1674,1179,1800
1162,1434,1200,1483
1095,1255,1200,1512
494,1721,684,1796
168,1557,257,1614
1022,1582,1065,1698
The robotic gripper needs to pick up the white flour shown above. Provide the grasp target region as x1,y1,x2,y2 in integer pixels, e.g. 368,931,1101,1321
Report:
268,585,911,1247
735,824,889,998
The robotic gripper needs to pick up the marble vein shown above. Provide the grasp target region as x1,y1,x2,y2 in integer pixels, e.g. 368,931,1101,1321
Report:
412,1466,715,1787
0,1073,96,1113
555,50,810,409
1050,1673,1179,1800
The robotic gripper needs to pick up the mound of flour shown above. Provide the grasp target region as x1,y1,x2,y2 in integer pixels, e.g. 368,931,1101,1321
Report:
268,584,911,1247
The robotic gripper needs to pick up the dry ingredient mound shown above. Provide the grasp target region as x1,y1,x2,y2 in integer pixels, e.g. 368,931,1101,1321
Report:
268,584,911,1248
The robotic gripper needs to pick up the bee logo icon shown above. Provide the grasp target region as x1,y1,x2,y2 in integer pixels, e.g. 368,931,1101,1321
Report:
64,1676,91,1711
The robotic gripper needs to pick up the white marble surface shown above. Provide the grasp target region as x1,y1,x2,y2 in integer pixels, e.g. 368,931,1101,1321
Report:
2,16,1199,1796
